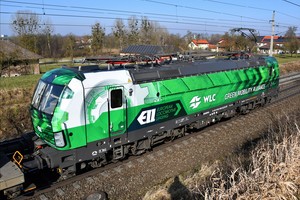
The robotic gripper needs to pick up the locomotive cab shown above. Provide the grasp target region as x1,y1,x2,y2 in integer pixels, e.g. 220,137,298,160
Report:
30,67,133,152
30,68,85,150
31,80,66,147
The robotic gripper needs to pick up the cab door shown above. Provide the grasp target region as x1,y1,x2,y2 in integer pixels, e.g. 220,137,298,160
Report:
108,86,126,135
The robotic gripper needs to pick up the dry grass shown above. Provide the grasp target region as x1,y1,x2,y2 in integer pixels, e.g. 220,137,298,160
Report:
0,88,33,141
0,88,33,105
143,111,300,200
280,61,300,75
196,112,300,200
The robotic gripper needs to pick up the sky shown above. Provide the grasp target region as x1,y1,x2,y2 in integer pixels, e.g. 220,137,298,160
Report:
0,0,300,37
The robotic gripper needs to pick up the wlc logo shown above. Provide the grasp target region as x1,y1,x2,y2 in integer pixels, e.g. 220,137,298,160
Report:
190,96,201,109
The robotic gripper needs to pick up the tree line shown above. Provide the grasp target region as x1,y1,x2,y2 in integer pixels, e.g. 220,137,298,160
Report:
6,10,300,59
9,11,191,58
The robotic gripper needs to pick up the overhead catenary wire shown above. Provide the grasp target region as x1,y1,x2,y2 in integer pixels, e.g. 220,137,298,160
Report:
0,0,297,36
0,8,289,32
1,0,275,25
0,11,248,29
1,0,296,28
142,0,267,22
0,10,276,35
142,0,300,24
202,0,273,12
282,0,300,8
3,0,297,25
0,22,237,34
0,3,267,25
2,3,283,32
203,0,300,21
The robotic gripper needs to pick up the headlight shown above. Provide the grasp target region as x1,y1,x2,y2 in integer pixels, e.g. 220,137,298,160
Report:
54,131,65,147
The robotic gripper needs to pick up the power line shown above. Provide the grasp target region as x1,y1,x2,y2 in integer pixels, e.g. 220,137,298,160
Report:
0,11,242,29
142,0,299,27
202,0,272,12
1,1,292,31
0,19,273,35
1,0,141,15
276,11,300,21
0,1,274,30
142,0,267,22
1,0,272,25
0,0,294,36
204,0,300,21
282,0,300,8
2,0,297,27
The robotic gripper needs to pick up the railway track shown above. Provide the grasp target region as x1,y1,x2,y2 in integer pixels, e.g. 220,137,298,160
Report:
2,72,300,200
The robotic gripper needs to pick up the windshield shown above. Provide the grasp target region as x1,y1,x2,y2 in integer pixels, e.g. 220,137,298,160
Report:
32,80,47,109
32,80,64,115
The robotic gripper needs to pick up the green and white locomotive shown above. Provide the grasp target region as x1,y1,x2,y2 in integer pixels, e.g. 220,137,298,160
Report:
26,56,279,176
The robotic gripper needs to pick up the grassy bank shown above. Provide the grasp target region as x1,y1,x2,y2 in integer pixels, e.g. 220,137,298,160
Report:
0,88,33,141
275,54,300,64
0,74,41,90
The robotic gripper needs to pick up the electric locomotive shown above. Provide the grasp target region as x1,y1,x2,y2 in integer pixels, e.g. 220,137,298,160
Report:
24,56,279,177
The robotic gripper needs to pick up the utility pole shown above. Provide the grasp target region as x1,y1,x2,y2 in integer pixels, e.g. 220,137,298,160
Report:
270,10,275,56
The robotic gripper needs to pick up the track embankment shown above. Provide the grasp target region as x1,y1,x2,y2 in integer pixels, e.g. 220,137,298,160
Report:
26,92,300,200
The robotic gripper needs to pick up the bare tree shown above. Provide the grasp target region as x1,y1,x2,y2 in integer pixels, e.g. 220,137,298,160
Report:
185,31,195,49
11,10,40,35
127,16,139,45
91,22,105,55
64,34,76,60
234,35,251,51
140,17,153,44
11,10,41,53
164,33,185,51
220,32,235,52
150,21,169,45
285,26,299,56
209,34,222,44
112,19,126,50
43,20,54,57
36,20,54,57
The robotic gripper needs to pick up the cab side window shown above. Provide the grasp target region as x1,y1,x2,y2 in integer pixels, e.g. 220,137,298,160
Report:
111,89,122,108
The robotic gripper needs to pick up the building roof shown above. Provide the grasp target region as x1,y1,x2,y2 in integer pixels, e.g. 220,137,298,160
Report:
192,39,209,45
262,36,279,41
0,40,42,60
121,45,178,55
257,36,286,43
